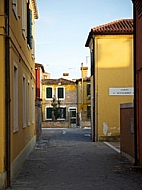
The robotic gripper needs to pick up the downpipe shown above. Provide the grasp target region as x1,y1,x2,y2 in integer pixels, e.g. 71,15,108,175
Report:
5,0,11,187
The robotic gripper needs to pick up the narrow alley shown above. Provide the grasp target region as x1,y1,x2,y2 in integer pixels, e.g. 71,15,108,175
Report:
7,128,142,190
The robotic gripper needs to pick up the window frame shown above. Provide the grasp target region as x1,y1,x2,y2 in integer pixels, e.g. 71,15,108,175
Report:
45,86,53,100
27,80,30,126
56,86,65,100
22,0,27,38
13,62,19,132
45,106,53,120
22,74,26,128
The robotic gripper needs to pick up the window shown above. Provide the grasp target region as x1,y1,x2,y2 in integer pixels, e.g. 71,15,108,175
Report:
12,0,18,18
90,50,94,76
13,64,18,132
22,0,27,38
57,87,65,99
87,83,91,99
27,81,30,126
59,107,66,119
27,1,33,49
46,107,66,120
46,87,53,99
32,85,35,123
46,107,52,120
22,75,26,128
87,105,91,119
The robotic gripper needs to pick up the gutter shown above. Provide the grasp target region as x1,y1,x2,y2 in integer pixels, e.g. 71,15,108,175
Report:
5,0,11,187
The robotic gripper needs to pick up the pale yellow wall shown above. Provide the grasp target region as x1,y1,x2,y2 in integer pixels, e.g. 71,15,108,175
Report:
77,80,91,120
9,0,37,162
94,35,133,139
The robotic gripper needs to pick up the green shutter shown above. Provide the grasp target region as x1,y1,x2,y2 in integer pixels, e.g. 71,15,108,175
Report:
87,84,91,96
27,3,32,49
46,87,52,98
58,87,64,98
63,108,66,119
46,108,52,119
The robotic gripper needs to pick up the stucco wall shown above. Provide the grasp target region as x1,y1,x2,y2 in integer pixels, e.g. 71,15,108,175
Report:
94,35,134,140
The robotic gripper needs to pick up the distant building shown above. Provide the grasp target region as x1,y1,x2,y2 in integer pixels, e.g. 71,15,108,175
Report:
42,78,77,127
76,66,91,127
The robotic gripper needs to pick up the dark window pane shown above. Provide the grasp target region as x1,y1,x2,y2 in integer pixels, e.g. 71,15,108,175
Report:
87,106,91,119
46,108,52,119
58,87,64,98
90,50,94,76
59,107,66,119
46,87,52,98
27,3,32,49
87,84,91,96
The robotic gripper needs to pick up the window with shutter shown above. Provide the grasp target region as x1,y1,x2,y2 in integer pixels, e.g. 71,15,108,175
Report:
87,83,91,96
57,87,65,99
46,87,53,99
90,50,94,76
59,107,66,119
27,2,33,49
87,105,91,119
22,0,27,38
46,107,52,120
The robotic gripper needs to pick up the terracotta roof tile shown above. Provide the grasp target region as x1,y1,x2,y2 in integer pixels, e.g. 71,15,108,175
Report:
92,19,133,33
85,19,133,47
42,78,76,85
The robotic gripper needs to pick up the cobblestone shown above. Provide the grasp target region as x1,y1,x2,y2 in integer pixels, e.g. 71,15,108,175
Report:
7,128,142,190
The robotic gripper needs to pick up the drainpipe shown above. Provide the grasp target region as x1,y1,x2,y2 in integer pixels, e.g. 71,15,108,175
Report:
92,37,95,142
5,0,11,186
133,4,138,166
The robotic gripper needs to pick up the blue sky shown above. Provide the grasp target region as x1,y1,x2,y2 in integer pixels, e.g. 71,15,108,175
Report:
35,0,133,79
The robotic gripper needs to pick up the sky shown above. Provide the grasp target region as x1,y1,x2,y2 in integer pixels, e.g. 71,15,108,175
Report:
35,0,133,79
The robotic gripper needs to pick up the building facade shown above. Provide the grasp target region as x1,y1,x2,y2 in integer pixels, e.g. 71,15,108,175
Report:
0,1,38,188
42,78,77,128
85,19,134,141
76,67,91,127
35,63,45,140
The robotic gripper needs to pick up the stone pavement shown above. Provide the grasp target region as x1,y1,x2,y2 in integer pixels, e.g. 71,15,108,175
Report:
7,128,142,190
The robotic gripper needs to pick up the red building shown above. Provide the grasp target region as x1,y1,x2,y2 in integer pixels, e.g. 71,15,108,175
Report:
35,63,45,100
132,0,142,166
35,63,45,140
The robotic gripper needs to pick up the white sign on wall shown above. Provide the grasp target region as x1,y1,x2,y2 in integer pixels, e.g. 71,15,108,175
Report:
109,87,134,96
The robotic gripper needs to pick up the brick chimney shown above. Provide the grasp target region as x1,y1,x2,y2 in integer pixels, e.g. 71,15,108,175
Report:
80,66,88,79
63,73,69,79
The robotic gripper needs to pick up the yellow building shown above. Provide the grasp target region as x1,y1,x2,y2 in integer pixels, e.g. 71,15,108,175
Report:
85,19,133,141
0,1,38,188
76,66,91,127
42,78,77,127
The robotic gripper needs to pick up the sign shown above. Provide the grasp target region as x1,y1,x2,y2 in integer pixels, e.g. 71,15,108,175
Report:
109,87,134,96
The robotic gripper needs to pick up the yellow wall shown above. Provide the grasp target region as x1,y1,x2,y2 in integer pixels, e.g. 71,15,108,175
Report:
94,35,133,140
9,0,36,162
77,80,91,120
0,1,38,188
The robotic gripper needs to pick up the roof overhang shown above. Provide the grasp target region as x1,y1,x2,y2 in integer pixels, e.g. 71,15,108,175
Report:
31,0,39,19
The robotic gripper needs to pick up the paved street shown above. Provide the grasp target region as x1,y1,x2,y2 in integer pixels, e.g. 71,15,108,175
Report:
7,128,142,190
